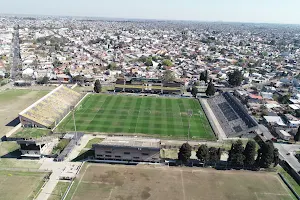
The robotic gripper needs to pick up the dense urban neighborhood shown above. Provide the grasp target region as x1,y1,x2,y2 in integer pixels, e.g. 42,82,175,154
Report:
1,15,300,200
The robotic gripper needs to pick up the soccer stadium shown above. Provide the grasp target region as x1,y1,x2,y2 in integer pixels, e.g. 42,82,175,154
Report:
207,92,258,137
19,85,83,128
56,93,215,140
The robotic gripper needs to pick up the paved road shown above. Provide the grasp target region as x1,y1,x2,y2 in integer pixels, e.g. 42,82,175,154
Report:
274,143,300,172
36,159,67,200
36,158,81,200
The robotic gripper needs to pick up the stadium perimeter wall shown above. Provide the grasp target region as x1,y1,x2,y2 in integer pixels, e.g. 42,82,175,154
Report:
198,98,218,140
52,93,89,131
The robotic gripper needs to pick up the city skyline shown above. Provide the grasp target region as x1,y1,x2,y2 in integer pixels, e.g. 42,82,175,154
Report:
1,0,300,24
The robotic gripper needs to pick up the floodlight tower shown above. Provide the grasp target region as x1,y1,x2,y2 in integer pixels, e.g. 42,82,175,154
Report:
71,106,77,142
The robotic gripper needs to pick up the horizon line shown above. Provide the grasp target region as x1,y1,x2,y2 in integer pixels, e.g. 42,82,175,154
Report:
1,12,300,26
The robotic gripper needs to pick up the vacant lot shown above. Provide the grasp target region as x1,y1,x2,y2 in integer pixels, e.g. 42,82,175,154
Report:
0,89,48,136
66,164,293,200
0,170,47,200
57,94,214,140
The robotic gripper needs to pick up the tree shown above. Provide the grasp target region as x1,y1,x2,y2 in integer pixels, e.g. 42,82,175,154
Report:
107,62,117,70
228,140,245,167
72,75,84,84
227,69,243,87
217,148,222,160
273,148,279,167
295,126,300,142
94,80,101,93
196,145,209,164
178,143,192,164
37,76,49,84
204,70,208,83
145,57,153,66
208,147,219,164
258,140,275,168
278,94,291,104
163,70,175,82
200,72,205,81
191,86,198,97
162,59,173,67
205,80,215,96
243,140,256,166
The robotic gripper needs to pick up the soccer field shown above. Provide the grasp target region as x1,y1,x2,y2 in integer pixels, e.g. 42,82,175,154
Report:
65,164,293,200
57,94,214,140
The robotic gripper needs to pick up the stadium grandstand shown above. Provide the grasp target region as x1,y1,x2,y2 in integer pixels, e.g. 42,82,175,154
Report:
207,92,258,137
19,85,82,128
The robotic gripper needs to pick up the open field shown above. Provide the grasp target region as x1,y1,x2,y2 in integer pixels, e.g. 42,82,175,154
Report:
0,170,47,200
65,164,293,200
57,94,214,140
49,181,71,200
0,89,48,136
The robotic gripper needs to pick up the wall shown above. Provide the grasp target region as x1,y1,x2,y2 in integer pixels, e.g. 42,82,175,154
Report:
94,146,160,162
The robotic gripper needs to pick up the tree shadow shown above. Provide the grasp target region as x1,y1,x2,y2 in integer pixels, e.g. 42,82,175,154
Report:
5,117,20,127
1,149,22,158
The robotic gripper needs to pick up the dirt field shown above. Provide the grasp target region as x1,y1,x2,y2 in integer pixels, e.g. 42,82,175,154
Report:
0,170,47,200
0,89,48,136
67,164,293,200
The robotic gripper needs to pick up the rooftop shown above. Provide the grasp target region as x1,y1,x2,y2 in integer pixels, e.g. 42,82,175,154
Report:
95,137,161,149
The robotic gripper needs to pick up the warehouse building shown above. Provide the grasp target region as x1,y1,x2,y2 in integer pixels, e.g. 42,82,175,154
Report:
92,137,161,163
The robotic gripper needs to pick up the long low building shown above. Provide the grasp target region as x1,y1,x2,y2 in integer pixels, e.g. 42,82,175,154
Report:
92,137,161,163
19,85,82,128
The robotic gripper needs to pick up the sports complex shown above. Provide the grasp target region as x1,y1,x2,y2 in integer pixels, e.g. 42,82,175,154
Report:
56,93,215,140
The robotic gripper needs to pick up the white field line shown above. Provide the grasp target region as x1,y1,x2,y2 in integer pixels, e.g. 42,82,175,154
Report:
180,170,186,200
254,192,259,200
107,188,114,200
87,95,108,126
133,97,142,134
275,175,294,200
69,163,89,200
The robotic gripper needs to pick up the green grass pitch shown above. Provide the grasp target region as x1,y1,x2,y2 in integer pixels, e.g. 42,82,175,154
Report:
57,94,215,140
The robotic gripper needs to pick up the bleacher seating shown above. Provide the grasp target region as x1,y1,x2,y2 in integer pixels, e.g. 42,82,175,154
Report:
19,85,82,128
208,92,258,137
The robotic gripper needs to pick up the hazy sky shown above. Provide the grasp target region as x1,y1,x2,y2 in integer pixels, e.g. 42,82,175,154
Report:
0,0,299,24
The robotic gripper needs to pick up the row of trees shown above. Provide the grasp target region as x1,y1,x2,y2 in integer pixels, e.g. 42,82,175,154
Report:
178,140,279,169
178,142,221,165
228,140,279,168
191,79,216,97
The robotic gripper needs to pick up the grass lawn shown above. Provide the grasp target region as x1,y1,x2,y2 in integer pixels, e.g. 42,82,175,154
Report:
57,94,215,140
0,89,48,136
14,128,50,139
49,181,71,200
84,138,104,149
52,139,70,155
0,170,47,200
278,167,300,197
65,164,293,200
0,159,41,169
